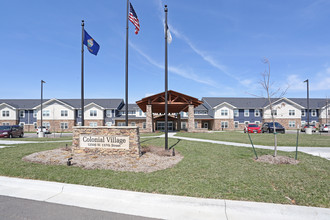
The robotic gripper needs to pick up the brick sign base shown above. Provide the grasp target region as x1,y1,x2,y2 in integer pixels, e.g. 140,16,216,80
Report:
72,126,141,158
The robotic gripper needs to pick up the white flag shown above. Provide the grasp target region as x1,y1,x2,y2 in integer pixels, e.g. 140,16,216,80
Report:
165,24,172,44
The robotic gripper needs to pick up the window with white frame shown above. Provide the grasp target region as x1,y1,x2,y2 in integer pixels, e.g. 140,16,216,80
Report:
33,110,37,118
33,122,37,129
254,109,260,117
90,110,97,117
42,110,50,117
77,122,82,126
118,122,125,126
255,121,260,126
61,110,68,117
244,109,249,117
194,110,207,115
234,109,239,117
19,110,25,118
311,109,317,117
131,122,136,126
221,109,228,116
106,110,112,117
272,110,277,116
221,121,228,128
19,122,25,127
2,110,9,117
43,122,50,129
234,121,239,128
142,122,146,129
301,110,306,117
244,121,249,126
60,122,68,129
138,109,143,116
78,110,82,117
301,121,306,126
195,121,198,128
289,110,295,116
2,122,10,126
289,121,295,128
311,121,316,125
89,122,97,127
106,122,112,127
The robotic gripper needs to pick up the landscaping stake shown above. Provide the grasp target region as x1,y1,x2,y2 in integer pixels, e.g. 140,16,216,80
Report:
247,132,258,159
295,129,299,160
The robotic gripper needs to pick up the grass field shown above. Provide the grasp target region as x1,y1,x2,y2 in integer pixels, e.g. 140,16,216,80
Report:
0,138,329,208
175,131,330,147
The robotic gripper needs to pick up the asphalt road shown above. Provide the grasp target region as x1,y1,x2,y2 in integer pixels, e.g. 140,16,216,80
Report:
0,195,158,220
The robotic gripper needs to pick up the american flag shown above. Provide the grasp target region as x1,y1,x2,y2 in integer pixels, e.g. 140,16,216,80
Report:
129,3,140,34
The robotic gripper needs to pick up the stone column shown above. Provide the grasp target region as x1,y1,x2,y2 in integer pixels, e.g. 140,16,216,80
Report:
177,113,181,131
146,105,153,132
187,105,195,132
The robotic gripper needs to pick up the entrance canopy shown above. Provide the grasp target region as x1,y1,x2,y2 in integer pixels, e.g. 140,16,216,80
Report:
136,90,203,113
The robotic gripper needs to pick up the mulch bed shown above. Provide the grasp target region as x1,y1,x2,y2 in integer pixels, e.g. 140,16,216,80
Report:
255,155,299,165
22,146,183,173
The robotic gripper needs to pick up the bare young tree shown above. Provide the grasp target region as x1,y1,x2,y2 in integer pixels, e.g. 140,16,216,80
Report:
258,58,288,157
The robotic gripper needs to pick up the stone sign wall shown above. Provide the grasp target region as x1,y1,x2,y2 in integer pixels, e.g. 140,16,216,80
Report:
72,126,141,158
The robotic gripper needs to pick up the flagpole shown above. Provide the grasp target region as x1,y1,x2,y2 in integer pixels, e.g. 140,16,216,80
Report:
125,0,129,126
81,20,85,126
164,5,168,150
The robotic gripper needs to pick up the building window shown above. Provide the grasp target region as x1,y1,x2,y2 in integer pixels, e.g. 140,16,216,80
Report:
60,122,68,130
244,109,249,117
301,110,306,117
43,122,50,129
311,121,316,125
254,109,260,117
272,110,277,116
328,109,330,116
89,122,97,127
195,110,207,115
78,110,82,117
234,109,239,117
195,121,198,128
289,110,295,116
255,121,260,126
311,110,317,117
33,110,37,118
33,122,37,129
221,109,228,116
19,122,25,127
106,122,112,127
19,110,25,118
221,121,228,128
90,110,97,117
42,110,50,117
138,109,143,116
142,122,146,129
77,122,82,126
301,121,306,126
2,122,10,126
106,110,112,117
234,121,239,128
289,121,295,128
131,122,136,126
244,121,249,126
61,110,68,117
118,122,125,126
181,122,187,129
2,111,9,117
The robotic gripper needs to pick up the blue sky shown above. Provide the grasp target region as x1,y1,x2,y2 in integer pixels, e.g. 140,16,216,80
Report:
1,0,330,102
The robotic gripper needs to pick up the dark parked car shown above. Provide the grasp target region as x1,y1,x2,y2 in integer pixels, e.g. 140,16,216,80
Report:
261,122,285,134
0,125,24,138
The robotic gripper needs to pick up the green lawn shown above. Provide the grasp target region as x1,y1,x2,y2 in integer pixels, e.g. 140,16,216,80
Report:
0,136,73,142
0,138,329,208
175,131,330,147
140,132,164,137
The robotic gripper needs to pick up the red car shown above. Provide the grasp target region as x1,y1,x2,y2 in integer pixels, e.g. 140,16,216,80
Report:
244,124,261,133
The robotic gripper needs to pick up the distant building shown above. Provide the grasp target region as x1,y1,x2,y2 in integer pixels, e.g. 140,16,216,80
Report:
0,93,329,132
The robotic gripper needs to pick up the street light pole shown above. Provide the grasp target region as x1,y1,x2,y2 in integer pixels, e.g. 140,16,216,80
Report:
304,79,309,126
40,80,46,138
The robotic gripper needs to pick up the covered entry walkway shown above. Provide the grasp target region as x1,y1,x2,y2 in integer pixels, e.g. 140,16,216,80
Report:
136,90,203,132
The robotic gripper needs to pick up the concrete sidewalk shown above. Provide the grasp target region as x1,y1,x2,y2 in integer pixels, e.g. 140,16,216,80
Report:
152,133,330,160
0,176,329,220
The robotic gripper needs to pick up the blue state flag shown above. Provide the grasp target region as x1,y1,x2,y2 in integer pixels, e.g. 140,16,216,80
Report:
83,30,100,55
